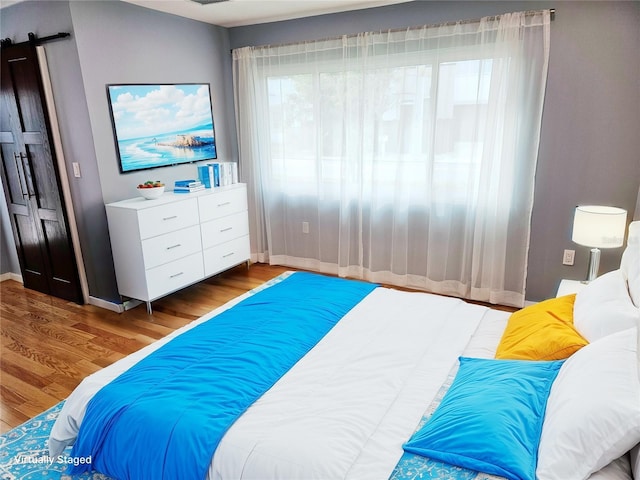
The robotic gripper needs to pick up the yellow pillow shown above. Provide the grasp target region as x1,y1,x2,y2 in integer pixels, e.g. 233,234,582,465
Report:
495,294,588,361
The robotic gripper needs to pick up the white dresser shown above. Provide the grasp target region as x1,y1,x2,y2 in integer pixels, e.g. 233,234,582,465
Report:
106,183,250,313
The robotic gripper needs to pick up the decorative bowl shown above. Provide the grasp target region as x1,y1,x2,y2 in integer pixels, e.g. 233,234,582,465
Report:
137,185,165,200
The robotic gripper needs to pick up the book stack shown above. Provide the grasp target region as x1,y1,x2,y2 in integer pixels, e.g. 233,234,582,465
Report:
173,179,205,193
197,162,239,188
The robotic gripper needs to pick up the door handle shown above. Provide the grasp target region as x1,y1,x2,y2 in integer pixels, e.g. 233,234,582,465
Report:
17,152,34,198
13,152,28,197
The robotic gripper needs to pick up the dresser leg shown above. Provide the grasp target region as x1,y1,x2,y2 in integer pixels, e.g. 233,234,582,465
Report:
146,301,152,315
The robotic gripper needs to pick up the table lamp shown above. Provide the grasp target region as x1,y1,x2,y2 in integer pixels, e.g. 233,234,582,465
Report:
572,205,627,282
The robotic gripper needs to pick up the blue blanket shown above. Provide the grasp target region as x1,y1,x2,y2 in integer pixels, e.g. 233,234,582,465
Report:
69,272,377,480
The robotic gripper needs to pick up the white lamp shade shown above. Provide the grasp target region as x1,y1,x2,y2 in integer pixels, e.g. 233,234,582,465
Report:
572,205,627,248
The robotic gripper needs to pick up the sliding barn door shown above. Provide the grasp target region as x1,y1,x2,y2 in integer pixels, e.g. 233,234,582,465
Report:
0,43,82,303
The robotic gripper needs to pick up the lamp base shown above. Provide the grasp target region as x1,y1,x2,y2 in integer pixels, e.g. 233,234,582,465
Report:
584,247,601,283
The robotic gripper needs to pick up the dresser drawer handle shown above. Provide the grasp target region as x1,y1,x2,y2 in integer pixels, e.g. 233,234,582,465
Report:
166,244,182,250
222,252,235,258
169,272,184,279
217,202,231,207
220,227,233,233
162,215,178,221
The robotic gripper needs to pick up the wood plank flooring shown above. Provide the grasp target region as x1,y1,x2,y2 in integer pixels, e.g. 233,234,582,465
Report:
0,262,516,434
0,263,289,433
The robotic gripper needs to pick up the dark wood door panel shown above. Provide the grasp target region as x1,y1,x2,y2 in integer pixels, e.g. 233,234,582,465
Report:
1,43,83,303
35,208,57,222
13,213,48,293
24,144,61,212
8,54,45,135
6,202,29,217
41,218,79,298
0,146,29,206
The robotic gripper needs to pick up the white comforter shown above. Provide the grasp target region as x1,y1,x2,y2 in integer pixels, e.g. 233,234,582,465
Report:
50,277,508,479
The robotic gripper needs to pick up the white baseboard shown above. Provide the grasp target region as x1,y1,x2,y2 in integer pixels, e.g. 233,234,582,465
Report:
88,296,125,313
0,272,23,283
0,274,134,313
122,299,143,311
87,296,143,313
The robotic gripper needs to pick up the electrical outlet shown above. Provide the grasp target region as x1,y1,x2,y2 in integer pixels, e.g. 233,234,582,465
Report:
563,249,575,266
72,162,81,178
302,222,309,234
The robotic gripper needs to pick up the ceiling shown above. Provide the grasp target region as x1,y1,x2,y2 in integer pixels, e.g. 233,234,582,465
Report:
119,0,413,28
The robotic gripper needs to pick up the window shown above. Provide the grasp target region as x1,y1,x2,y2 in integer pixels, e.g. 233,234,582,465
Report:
234,11,551,307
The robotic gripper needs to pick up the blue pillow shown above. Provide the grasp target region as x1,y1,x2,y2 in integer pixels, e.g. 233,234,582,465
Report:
403,357,563,480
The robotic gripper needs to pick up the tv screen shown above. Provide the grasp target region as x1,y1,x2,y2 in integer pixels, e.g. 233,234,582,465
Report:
107,83,217,173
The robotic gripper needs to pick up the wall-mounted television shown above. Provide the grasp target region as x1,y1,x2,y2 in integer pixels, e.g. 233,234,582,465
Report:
107,83,217,173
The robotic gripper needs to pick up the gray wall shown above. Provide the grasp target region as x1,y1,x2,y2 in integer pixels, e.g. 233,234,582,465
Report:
0,0,116,298
1,0,638,304
0,184,19,275
69,0,236,205
230,0,640,301
0,0,235,302
528,1,639,300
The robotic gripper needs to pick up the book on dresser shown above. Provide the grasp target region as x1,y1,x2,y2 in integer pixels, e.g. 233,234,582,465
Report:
174,179,205,193
105,183,250,313
197,162,238,188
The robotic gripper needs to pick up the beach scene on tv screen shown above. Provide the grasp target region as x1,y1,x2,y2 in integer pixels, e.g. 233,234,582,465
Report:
108,84,217,172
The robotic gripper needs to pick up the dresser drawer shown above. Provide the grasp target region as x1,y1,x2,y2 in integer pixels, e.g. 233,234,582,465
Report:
106,184,248,305
203,235,250,277
146,252,204,300
142,225,202,269
198,186,247,223
138,198,199,239
200,211,249,250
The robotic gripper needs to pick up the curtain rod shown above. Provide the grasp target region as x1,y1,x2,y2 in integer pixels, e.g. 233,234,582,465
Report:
231,9,555,54
424,8,555,28
0,32,70,49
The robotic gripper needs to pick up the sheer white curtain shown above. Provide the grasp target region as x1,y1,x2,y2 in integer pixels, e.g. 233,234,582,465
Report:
233,11,550,307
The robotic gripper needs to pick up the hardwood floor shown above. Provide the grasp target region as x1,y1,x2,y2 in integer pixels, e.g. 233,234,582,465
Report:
0,263,290,433
0,262,516,434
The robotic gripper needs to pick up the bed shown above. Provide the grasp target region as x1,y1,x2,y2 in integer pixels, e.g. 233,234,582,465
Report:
49,221,640,480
